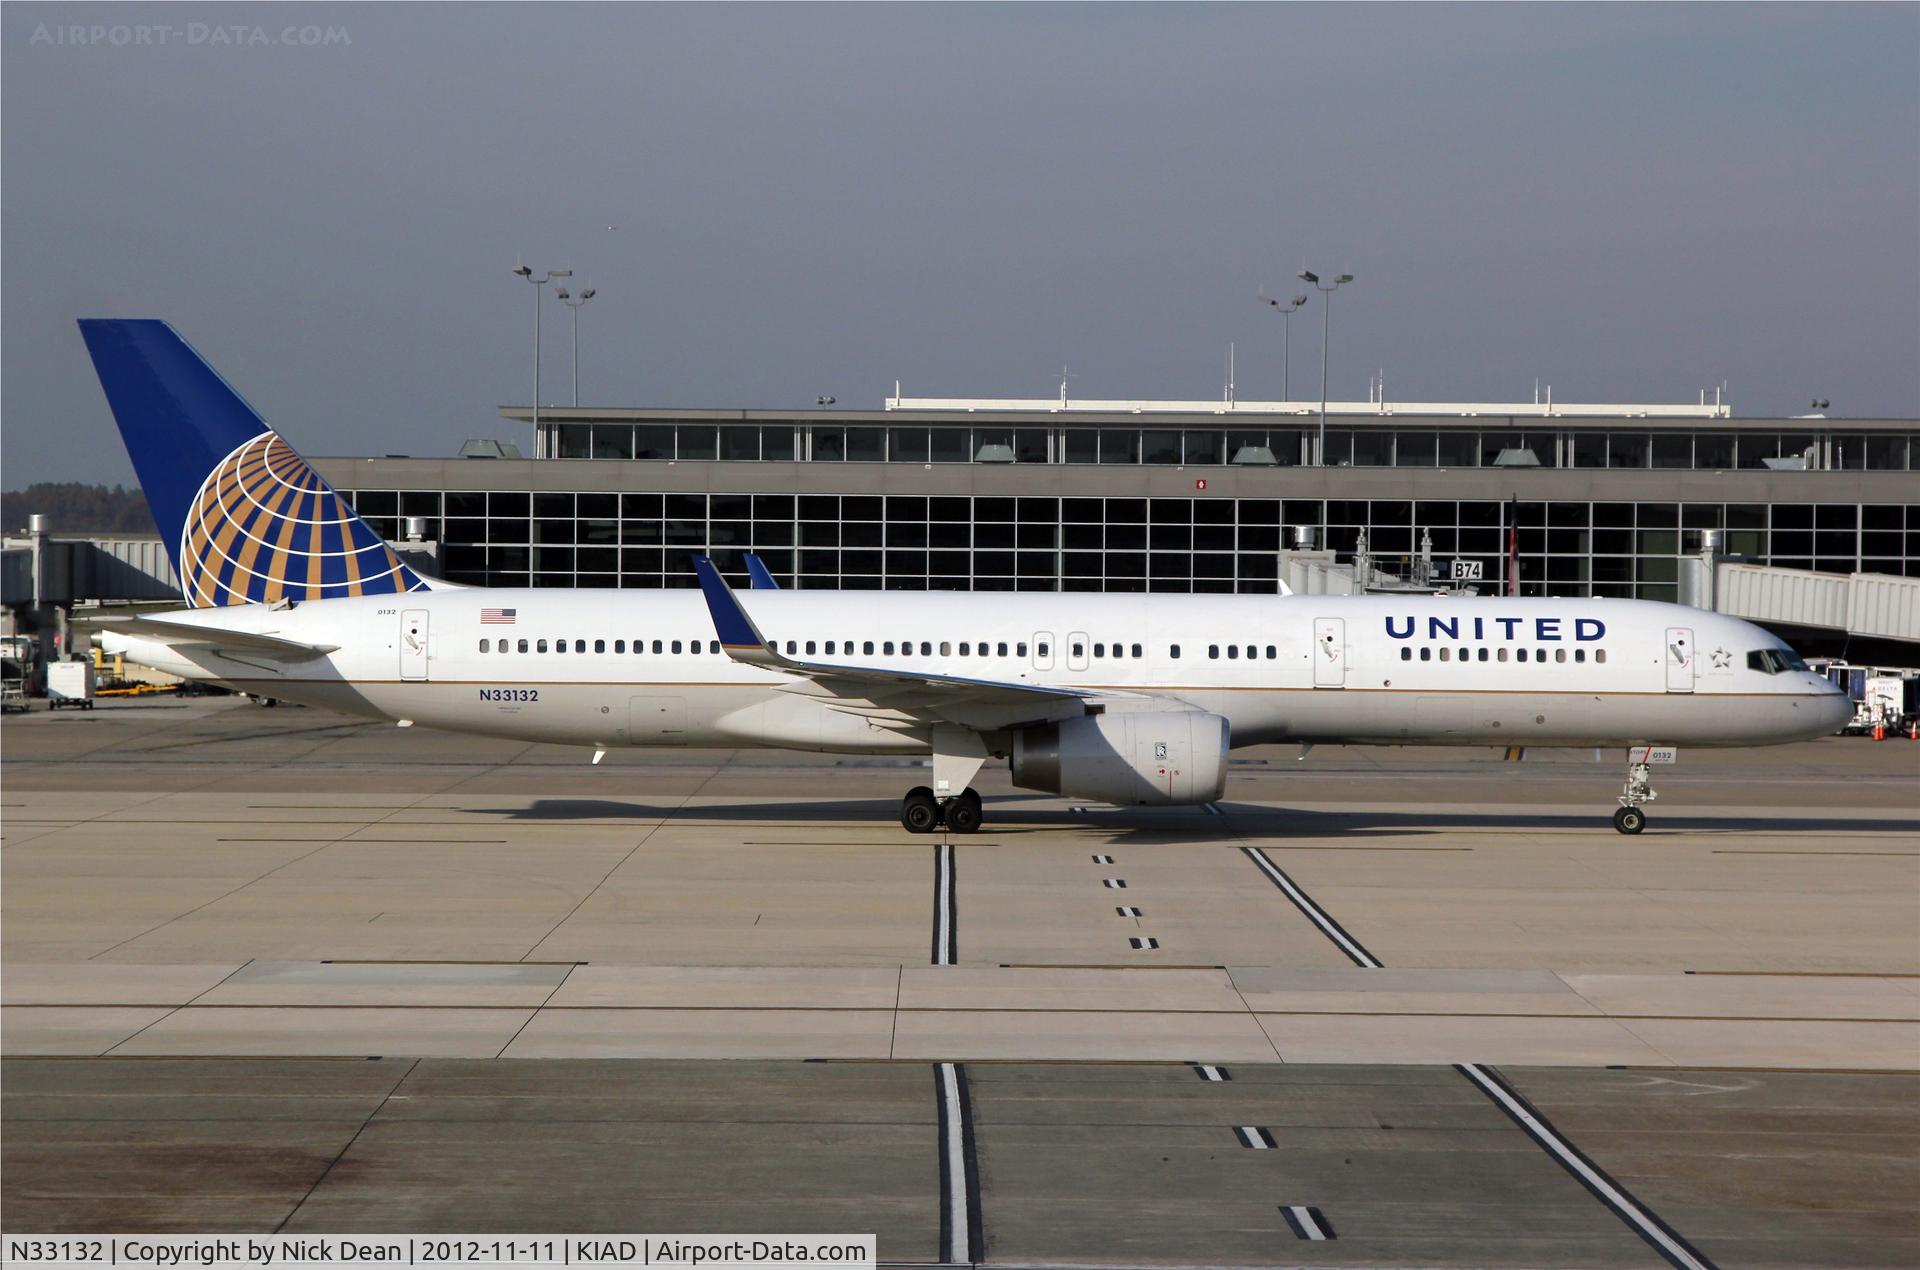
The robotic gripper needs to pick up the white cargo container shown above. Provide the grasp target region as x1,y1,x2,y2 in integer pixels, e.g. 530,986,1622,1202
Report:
46,660,95,710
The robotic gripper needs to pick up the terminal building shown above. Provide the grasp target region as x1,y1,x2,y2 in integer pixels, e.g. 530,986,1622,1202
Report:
309,393,1919,607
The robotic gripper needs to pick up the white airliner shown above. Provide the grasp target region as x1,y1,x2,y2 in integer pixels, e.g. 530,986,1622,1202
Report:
78,320,1851,835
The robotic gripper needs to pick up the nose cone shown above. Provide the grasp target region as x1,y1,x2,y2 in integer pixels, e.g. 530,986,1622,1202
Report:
1813,682,1853,736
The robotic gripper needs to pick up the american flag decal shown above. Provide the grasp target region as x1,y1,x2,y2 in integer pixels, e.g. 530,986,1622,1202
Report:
480,608,517,624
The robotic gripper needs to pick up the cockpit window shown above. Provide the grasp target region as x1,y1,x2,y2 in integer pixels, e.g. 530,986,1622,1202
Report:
1748,648,1810,675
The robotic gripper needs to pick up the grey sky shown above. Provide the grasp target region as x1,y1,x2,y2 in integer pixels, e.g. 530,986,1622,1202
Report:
5,2,1916,487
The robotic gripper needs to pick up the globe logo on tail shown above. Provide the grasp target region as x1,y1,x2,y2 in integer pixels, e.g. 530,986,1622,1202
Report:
180,431,426,607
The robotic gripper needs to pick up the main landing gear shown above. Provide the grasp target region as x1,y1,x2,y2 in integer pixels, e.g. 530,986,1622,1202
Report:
901,785,983,834
1613,755,1657,835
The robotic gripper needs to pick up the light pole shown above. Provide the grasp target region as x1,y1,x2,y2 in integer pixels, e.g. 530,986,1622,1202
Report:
512,265,571,445
1259,292,1308,401
555,286,596,406
1299,269,1353,465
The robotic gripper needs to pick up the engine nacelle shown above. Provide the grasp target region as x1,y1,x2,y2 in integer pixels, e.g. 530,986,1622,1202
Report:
1011,710,1229,805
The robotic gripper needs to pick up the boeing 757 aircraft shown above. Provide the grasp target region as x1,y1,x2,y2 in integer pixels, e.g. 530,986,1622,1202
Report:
77,320,1850,834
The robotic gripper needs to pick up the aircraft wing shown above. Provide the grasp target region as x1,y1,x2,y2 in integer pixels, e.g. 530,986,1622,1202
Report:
81,614,339,662
692,556,1158,731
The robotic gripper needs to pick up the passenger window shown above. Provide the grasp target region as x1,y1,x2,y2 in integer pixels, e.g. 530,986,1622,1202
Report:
1170,644,1181,659
920,641,932,656
537,639,549,653
594,639,605,654
1496,648,1508,663
1209,645,1220,659
786,640,797,654
1439,648,1450,662
651,640,663,654
555,640,567,655
997,642,1009,656
1093,643,1104,658
710,641,719,655
479,639,490,653
1246,645,1256,659
615,640,625,653
940,642,951,656
1555,648,1566,663
1420,647,1432,661
959,642,970,656
1133,643,1144,658
1478,648,1489,662
864,641,875,655
1017,643,1028,657
574,640,585,653
500,644,509,655
1517,648,1528,663
1072,642,1085,658
1264,645,1275,659
884,641,895,655
806,641,817,655
1401,647,1412,661
825,641,836,655
1038,642,1051,658
518,639,529,653
1227,646,1238,660
1575,649,1585,663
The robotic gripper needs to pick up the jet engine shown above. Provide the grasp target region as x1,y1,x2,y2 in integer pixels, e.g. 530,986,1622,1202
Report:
1011,710,1229,805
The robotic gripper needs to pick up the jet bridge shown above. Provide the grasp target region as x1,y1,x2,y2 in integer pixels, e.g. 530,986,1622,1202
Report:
1681,555,1920,648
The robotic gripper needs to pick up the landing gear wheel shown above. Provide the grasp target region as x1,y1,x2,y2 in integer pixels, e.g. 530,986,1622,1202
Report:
901,787,940,834
1613,806,1646,835
942,795,983,834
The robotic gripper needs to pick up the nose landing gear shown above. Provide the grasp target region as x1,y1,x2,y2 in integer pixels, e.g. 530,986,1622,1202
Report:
1613,755,1657,834
901,785,983,834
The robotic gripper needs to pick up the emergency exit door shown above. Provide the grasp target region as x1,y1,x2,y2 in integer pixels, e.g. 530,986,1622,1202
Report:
399,609,429,681
1665,627,1694,693
1313,618,1346,688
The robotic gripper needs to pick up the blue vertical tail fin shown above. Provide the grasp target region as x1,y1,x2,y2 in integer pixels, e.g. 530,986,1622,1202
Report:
78,319,428,608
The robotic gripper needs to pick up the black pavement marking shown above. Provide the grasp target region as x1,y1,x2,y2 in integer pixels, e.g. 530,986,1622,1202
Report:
1115,905,1142,917
1091,853,1114,863
1241,845,1382,968
935,1062,985,1264
1457,1062,1717,1270
1130,936,1159,950
1192,1064,1231,1082
1101,878,1127,889
932,842,957,966
1281,1205,1335,1240
1233,1125,1277,1149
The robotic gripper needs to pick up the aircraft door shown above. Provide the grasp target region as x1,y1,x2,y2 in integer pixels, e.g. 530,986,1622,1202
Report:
1665,627,1695,693
1032,633,1055,672
1067,632,1090,672
399,609,429,681
1313,617,1346,688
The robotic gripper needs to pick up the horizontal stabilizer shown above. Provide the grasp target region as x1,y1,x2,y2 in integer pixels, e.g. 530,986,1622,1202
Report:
82,614,338,661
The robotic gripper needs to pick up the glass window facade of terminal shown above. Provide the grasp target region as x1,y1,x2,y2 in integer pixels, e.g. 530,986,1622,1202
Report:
544,421,1916,471
348,490,1920,601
